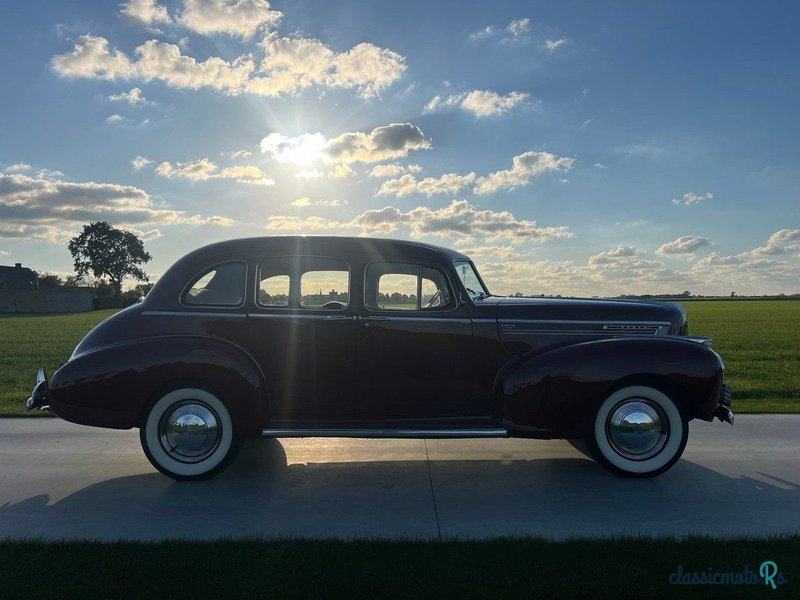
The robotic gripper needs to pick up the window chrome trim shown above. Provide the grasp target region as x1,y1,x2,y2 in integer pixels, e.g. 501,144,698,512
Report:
453,259,491,304
254,254,352,312
247,313,356,321
178,260,248,310
361,315,471,325
261,427,508,439
362,259,459,315
143,310,247,319
499,319,672,326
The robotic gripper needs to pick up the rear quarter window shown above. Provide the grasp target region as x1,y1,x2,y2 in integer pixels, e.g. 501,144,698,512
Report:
183,262,246,307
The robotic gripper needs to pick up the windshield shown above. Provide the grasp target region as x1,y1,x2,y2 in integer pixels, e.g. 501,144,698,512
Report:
454,260,490,301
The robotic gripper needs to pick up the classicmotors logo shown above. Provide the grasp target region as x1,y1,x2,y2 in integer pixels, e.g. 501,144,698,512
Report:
669,561,788,589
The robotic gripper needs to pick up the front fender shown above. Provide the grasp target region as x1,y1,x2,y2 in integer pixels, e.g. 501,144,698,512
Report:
48,335,268,435
500,336,723,438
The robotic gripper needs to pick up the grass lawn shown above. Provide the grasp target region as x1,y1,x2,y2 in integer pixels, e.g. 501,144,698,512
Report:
0,300,797,416
684,300,800,413
1,536,796,598
0,310,117,416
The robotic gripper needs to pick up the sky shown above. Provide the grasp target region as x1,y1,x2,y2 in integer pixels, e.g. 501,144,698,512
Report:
0,0,798,296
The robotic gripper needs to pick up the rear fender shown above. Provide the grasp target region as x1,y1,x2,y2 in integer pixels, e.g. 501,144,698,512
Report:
499,336,723,438
48,335,268,435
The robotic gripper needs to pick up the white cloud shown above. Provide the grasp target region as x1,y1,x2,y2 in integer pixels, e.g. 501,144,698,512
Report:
329,164,354,178
131,156,152,170
261,124,431,167
747,229,800,257
469,18,531,44
109,87,150,104
179,0,282,39
326,123,431,164
295,169,323,180
671,191,713,206
106,114,125,123
154,157,272,184
473,150,574,194
4,163,32,174
506,18,531,40
290,197,346,208
260,132,328,165
656,235,710,255
377,172,477,197
52,35,135,80
545,38,568,53
120,0,171,26
460,90,529,117
588,245,641,265
249,35,406,99
593,163,606,169
0,172,231,242
265,199,573,242
227,149,253,158
424,90,529,117
330,42,407,99
468,26,497,42
52,30,406,99
423,95,441,113
368,163,421,178
52,36,255,95
688,230,800,293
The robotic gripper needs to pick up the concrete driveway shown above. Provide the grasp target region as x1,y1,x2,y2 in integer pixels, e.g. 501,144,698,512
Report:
0,416,798,540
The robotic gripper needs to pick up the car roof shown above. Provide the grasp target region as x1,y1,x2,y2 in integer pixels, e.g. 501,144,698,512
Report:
186,235,470,263
145,236,471,309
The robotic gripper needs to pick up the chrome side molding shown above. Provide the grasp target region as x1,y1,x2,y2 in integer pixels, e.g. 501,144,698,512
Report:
261,427,508,439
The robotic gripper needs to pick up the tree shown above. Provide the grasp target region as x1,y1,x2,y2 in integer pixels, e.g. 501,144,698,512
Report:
37,273,63,288
68,221,152,297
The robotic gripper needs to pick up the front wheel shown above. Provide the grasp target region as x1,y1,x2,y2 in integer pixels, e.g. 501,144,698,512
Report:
585,385,688,478
141,387,242,481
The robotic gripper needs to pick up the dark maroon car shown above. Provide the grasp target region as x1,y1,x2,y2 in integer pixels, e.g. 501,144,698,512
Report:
27,236,733,480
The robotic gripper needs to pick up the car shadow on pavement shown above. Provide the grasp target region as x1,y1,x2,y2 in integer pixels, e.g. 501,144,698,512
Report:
1,438,798,540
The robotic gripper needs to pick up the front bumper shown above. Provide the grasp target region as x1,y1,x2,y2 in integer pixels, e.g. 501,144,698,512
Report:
26,368,50,411
713,383,734,425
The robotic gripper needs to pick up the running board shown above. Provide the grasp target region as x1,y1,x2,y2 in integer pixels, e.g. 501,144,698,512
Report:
261,427,508,439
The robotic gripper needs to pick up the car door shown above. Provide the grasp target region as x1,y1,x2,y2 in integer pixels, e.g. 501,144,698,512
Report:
356,261,492,423
248,255,357,423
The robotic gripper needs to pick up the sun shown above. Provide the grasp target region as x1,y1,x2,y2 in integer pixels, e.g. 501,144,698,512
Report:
259,132,329,166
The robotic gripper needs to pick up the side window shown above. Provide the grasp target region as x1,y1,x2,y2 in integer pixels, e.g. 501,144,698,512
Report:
378,272,418,310
259,275,290,306
257,256,350,309
300,263,350,309
183,262,246,307
421,266,452,309
366,262,453,311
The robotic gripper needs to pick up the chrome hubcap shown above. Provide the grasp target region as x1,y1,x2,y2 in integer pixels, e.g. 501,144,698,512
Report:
606,399,669,460
158,402,221,463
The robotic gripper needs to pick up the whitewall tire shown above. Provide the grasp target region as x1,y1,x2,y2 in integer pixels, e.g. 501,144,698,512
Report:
141,387,241,481
586,385,688,478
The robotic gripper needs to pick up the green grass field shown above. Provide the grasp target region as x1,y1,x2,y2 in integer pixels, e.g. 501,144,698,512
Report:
1,536,796,598
0,300,798,416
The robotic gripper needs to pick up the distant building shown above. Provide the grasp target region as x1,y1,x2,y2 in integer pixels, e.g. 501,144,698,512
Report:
0,263,38,289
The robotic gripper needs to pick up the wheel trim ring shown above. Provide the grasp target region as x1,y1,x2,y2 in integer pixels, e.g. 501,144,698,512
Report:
605,397,670,461
157,401,222,464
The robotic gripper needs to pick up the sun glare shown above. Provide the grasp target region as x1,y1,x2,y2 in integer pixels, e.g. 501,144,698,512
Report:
260,132,328,166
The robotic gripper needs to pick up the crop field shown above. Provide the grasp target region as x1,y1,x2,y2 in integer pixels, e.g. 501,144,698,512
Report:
0,300,798,416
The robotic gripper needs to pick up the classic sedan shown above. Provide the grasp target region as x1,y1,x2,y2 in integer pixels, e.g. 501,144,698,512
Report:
27,236,733,480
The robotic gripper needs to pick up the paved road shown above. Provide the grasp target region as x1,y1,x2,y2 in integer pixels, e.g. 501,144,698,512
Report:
1,416,798,540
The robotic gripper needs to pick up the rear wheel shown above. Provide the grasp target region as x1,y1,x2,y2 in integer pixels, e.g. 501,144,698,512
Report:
141,387,242,481
585,385,688,478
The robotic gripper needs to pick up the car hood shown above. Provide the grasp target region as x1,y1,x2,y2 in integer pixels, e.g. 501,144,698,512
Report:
490,296,687,335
